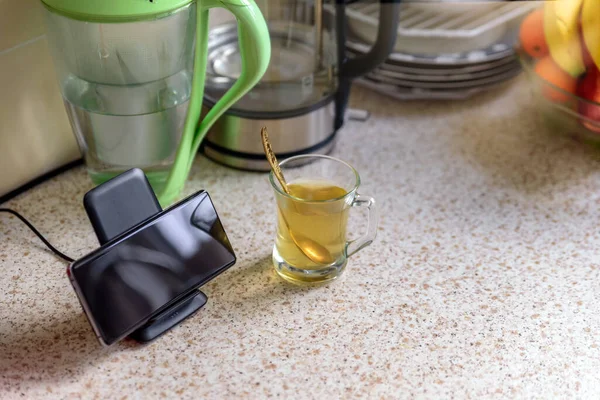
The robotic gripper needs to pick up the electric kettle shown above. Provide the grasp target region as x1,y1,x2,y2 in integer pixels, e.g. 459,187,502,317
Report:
202,0,400,170
41,0,271,205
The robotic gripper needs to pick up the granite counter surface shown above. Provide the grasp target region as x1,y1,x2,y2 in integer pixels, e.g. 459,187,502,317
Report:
2,77,600,399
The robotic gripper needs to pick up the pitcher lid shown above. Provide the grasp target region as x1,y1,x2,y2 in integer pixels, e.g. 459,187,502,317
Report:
41,0,193,21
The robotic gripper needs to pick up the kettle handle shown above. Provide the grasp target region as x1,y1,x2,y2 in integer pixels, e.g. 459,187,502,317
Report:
159,0,271,206
339,0,400,78
334,0,400,129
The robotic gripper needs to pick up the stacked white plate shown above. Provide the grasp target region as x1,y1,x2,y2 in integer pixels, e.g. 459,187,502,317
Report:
346,1,538,100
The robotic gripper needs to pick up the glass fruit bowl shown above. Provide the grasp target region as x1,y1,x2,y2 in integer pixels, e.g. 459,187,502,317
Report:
517,5,600,148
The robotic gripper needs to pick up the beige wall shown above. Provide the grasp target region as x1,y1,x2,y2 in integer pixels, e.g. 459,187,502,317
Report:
0,0,80,198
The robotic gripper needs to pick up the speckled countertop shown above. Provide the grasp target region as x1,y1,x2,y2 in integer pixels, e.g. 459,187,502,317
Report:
2,77,600,399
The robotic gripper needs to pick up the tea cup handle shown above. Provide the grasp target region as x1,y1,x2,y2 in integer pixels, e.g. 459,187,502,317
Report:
346,194,378,257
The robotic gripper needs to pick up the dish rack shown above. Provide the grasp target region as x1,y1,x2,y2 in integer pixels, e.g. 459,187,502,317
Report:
346,1,538,40
342,1,538,100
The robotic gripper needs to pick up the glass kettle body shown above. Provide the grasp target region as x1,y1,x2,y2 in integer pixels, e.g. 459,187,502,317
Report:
204,0,339,115
202,0,400,170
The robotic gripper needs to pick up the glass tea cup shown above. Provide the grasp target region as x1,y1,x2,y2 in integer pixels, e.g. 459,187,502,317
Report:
269,155,378,284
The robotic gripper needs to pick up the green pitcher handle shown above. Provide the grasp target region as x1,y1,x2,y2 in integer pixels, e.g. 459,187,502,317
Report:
159,0,271,206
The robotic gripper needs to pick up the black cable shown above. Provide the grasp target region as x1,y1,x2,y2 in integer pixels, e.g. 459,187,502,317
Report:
0,208,75,263
0,159,82,205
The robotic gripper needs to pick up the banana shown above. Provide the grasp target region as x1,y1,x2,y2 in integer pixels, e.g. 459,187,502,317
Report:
544,0,586,77
582,0,600,70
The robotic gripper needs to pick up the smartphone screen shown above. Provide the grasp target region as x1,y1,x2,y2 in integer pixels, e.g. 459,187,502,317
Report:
69,191,236,346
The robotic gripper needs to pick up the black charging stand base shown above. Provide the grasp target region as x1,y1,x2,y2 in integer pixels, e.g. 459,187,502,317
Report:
82,168,209,343
129,290,208,343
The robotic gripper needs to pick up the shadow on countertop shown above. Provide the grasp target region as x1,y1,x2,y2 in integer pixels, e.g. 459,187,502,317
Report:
0,312,136,386
349,78,517,120
352,73,600,194
0,257,310,388
205,254,326,307
448,96,600,194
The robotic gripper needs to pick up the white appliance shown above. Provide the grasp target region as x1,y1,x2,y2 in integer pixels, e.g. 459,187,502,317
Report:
0,0,80,199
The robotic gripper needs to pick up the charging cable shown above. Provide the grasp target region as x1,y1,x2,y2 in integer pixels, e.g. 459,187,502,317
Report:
0,208,74,263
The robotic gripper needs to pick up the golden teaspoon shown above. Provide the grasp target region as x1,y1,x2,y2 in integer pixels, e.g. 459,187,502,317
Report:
261,127,334,265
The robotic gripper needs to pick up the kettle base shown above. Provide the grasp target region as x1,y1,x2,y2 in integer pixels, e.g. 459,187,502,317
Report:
202,98,337,171
203,131,337,172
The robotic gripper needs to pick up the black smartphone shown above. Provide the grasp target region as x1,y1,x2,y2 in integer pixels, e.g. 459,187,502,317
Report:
68,190,236,346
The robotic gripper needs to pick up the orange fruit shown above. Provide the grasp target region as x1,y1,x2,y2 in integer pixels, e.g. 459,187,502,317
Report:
534,57,577,102
520,9,549,59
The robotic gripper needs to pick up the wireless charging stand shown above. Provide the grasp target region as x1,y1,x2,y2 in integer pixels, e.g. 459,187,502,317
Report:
82,169,208,343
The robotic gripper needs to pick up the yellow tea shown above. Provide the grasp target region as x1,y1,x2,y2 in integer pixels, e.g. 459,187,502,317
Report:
274,179,349,282
270,155,377,286
287,180,347,201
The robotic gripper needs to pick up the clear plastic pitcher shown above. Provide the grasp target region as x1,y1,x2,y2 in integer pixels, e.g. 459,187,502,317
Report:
42,0,271,204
